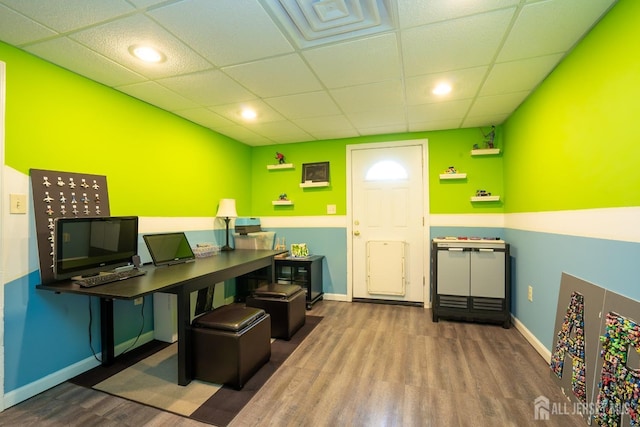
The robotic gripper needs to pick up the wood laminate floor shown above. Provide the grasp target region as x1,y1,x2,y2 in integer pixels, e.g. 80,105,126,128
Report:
0,301,587,427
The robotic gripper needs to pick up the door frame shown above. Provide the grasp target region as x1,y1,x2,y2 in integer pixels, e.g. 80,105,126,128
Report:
346,139,430,306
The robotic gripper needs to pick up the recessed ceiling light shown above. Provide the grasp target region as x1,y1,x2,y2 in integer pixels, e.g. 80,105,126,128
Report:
432,83,452,96
129,45,165,63
241,108,257,120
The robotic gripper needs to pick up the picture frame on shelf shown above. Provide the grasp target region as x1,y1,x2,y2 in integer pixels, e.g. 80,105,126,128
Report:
301,161,329,184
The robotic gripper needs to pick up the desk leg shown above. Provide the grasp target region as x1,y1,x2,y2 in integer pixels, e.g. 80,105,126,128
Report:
100,298,115,365
177,288,192,386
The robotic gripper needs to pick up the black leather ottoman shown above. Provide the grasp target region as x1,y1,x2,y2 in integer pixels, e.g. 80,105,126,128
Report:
246,283,306,340
191,303,271,389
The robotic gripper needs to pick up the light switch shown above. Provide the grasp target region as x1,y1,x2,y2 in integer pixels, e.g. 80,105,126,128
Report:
327,204,336,214
10,194,27,214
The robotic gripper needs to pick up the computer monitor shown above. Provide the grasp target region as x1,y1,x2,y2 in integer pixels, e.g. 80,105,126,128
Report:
143,232,195,266
53,216,139,280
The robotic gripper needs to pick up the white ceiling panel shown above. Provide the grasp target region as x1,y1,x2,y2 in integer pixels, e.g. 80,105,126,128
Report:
25,37,146,87
0,0,134,32
331,80,404,112
0,0,618,145
481,54,563,96
265,92,342,119
116,81,199,112
302,33,401,88
156,70,255,107
148,0,294,66
498,0,616,62
0,4,57,45
222,54,323,98
401,8,516,76
398,0,519,28
70,14,212,79
405,66,488,105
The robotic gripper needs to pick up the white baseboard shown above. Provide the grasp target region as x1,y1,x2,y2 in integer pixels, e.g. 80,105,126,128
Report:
2,331,154,410
322,293,350,302
511,314,551,363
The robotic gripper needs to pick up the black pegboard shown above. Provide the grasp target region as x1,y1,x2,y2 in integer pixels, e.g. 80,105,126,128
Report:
30,169,110,284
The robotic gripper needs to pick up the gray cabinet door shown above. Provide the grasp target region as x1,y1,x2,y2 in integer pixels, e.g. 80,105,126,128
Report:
437,249,470,296
470,249,505,298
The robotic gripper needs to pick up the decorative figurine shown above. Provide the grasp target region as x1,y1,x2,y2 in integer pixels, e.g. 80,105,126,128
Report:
42,176,51,187
445,166,457,174
92,180,99,190
275,152,286,164
59,192,66,203
279,193,288,200
476,189,492,197
482,125,496,148
43,192,53,203
68,178,76,189
57,177,65,186
80,179,89,188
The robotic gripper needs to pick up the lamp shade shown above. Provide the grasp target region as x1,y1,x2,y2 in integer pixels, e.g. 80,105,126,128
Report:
216,199,238,218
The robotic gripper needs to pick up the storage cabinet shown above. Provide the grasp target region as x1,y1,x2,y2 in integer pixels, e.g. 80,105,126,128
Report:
275,255,324,310
431,239,510,328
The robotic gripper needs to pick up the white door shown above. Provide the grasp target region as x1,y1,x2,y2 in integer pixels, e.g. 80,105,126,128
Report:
349,141,427,304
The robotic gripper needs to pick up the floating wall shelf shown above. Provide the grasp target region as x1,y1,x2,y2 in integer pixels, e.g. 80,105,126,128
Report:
272,200,293,205
471,148,500,156
439,173,467,180
267,163,294,170
300,181,329,188
471,196,500,202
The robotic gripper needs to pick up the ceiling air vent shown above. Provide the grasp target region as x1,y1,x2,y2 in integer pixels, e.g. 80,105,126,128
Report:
260,0,395,48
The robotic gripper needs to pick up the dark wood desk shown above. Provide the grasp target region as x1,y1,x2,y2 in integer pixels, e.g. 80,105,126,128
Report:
36,249,283,385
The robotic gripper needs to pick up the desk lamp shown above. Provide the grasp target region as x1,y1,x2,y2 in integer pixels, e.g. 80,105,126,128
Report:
216,199,238,251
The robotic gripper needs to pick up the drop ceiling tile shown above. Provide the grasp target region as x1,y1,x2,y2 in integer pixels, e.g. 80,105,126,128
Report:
467,91,529,117
0,4,57,45
498,0,615,62
408,118,463,132
0,0,134,32
157,70,255,107
308,128,360,140
174,107,237,129
398,0,519,29
401,8,515,76
216,125,274,145
265,92,342,119
222,54,323,98
209,100,285,125
462,114,508,128
358,123,408,136
302,33,402,88
407,99,473,123
292,115,357,134
405,66,488,105
148,0,294,67
245,120,314,143
116,81,199,111
26,37,146,87
70,14,212,79
480,54,563,96
346,106,406,128
330,79,404,113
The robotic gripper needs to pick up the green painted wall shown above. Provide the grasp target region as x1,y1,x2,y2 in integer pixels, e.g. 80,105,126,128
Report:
503,0,640,213
251,129,504,216
1,41,251,217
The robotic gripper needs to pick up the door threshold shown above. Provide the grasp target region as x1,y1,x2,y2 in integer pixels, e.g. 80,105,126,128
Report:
352,298,423,307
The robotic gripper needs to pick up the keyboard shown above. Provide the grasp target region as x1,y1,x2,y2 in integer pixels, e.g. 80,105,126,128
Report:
75,269,147,288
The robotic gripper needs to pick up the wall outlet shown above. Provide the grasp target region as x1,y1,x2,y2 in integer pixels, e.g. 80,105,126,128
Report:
528,285,533,302
10,194,27,214
326,204,336,214
134,297,143,305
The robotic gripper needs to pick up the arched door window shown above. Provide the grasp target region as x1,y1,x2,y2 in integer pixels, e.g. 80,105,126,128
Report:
365,160,408,181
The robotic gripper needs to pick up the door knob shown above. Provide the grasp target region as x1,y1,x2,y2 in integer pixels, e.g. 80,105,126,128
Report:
354,231,360,236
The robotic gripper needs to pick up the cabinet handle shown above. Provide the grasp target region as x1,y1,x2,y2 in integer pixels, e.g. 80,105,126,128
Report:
479,248,494,252
448,248,464,252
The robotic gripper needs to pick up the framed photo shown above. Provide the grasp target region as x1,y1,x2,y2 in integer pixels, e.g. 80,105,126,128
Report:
301,161,330,183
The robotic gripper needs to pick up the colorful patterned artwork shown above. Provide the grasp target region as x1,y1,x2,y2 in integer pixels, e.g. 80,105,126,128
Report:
550,291,587,402
594,312,640,426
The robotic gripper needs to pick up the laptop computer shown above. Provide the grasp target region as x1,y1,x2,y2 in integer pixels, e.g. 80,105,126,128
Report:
143,232,196,266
